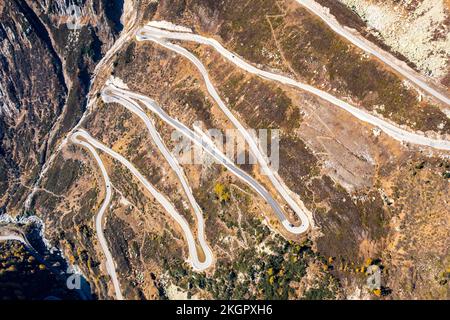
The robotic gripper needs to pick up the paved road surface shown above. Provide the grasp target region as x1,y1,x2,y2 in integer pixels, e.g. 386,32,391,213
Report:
102,84,213,269
72,130,213,271
71,132,124,300
136,24,450,152
103,85,309,234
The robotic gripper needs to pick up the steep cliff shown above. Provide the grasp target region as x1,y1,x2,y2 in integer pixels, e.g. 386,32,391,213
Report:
0,0,124,216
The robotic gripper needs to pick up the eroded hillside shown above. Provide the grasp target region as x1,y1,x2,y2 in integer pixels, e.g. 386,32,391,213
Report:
338,0,450,85
1,0,449,300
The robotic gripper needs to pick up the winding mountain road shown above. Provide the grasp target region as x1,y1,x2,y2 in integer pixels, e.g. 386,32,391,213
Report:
103,85,309,234
72,130,212,271
136,29,312,234
101,83,213,269
136,24,450,152
63,12,450,286
71,132,124,300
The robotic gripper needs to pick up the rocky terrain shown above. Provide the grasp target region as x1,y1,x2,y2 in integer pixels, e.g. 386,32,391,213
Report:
0,0,124,216
0,0,449,300
326,0,450,87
